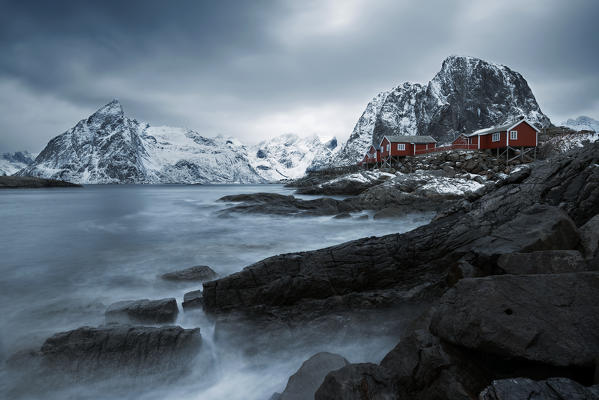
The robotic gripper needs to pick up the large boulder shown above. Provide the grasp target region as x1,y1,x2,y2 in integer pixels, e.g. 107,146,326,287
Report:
496,250,589,274
40,325,201,378
277,352,350,400
430,272,599,368
467,204,581,265
479,377,599,400
105,298,179,324
161,265,218,282
315,363,392,400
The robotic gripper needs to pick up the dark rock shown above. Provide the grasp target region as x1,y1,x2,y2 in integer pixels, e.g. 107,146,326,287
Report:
278,352,349,400
497,250,589,274
373,207,406,219
479,377,599,400
0,175,81,188
40,325,201,379
105,298,179,324
581,214,599,260
218,193,360,217
315,363,392,400
161,265,218,282
182,290,204,310
467,204,581,267
430,272,599,368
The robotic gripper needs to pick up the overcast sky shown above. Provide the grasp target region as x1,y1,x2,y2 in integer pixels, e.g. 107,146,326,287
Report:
1,0,598,152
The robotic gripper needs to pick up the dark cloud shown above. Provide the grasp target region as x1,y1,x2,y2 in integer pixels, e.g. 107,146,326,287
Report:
0,0,598,152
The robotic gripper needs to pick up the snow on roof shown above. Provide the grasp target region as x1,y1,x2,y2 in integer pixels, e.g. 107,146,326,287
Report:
383,135,437,144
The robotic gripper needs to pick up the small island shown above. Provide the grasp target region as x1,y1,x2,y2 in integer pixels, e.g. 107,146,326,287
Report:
0,175,81,189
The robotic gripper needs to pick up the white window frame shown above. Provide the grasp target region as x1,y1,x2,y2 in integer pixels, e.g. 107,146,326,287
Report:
492,132,500,142
397,143,405,151
510,130,518,140
387,144,390,152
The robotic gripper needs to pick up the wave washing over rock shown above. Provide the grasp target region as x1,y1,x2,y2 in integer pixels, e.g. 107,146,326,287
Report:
18,100,337,184
331,55,551,166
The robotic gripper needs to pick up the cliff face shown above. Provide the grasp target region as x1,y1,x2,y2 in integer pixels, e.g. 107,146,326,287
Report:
333,56,550,166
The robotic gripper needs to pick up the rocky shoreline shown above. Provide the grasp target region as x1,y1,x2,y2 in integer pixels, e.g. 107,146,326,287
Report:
4,142,598,399
205,142,599,398
0,175,81,188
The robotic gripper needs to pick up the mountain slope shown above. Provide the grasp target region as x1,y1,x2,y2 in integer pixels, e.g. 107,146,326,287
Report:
333,56,550,166
0,151,35,176
248,134,338,181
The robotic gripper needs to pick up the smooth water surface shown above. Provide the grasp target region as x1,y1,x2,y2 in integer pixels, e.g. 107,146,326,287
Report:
0,184,433,399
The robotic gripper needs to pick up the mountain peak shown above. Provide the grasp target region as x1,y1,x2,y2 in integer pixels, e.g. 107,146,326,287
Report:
88,99,124,123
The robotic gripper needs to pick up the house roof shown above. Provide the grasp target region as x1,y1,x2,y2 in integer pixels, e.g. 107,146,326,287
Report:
465,118,540,137
383,135,437,144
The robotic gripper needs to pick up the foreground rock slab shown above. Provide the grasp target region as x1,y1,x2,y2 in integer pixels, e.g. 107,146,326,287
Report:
40,325,201,378
431,272,599,368
105,298,179,324
479,377,599,400
161,265,217,282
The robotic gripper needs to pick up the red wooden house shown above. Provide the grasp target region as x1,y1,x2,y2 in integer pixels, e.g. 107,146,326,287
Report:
361,145,381,167
457,118,539,151
379,135,437,165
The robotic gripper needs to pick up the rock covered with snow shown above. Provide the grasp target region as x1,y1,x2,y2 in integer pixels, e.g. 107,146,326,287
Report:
332,56,551,166
0,151,35,176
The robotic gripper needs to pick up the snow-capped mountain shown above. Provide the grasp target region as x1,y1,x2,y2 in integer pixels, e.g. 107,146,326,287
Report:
18,100,266,184
332,55,551,166
560,116,599,133
248,134,338,181
18,100,338,184
0,151,35,176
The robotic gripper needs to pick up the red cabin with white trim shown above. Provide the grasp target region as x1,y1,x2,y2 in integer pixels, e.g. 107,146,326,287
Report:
464,119,539,150
380,135,437,157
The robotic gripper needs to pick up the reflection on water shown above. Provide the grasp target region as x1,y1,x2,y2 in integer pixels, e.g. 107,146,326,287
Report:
0,184,433,399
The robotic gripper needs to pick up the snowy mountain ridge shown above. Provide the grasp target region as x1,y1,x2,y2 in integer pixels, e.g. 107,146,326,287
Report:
560,116,599,133
331,55,551,166
0,151,35,176
248,133,339,181
19,101,336,184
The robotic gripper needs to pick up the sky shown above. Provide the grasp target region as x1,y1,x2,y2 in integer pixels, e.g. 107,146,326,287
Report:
0,0,598,152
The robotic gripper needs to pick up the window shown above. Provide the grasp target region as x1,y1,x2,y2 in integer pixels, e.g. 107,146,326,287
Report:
510,130,518,140
397,143,406,151
387,144,390,152
492,132,500,142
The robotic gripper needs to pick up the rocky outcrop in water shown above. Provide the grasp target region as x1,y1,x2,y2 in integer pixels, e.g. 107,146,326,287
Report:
105,298,179,324
160,265,217,282
0,175,80,188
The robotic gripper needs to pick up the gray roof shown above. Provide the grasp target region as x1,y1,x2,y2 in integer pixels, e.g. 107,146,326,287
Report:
384,135,437,144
